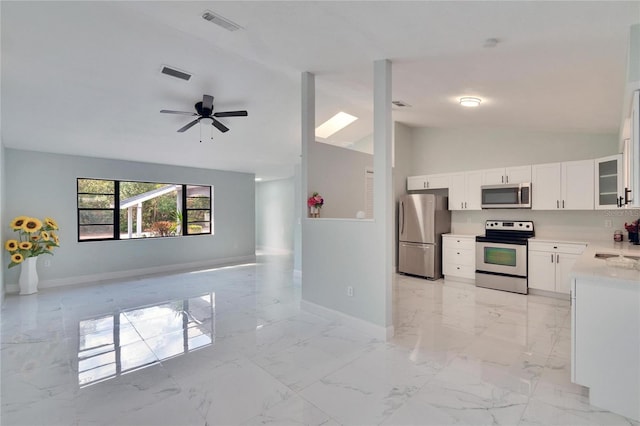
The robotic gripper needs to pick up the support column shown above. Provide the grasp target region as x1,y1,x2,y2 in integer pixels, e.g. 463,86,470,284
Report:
136,203,142,237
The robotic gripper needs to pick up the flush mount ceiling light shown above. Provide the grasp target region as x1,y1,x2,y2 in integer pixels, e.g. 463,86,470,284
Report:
315,112,358,139
459,97,482,107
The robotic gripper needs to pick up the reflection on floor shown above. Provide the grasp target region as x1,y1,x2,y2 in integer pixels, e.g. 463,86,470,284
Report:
78,294,214,387
1,254,637,425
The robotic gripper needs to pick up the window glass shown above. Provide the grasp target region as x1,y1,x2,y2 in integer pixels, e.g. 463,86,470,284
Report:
77,179,212,241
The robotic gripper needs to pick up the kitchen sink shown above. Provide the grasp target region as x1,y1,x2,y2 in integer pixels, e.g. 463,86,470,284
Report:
594,253,640,261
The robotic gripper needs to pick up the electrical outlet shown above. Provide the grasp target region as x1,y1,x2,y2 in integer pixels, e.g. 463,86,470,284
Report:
44,259,51,267
605,219,613,228
347,286,354,297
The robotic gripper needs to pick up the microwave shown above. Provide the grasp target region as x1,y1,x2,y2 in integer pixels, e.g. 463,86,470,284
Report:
481,183,532,209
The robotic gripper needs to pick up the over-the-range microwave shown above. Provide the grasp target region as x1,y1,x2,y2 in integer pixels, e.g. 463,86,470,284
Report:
481,183,532,209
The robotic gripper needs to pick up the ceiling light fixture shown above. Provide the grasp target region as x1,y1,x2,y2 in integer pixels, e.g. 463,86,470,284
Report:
315,112,358,139
200,118,214,142
459,97,482,107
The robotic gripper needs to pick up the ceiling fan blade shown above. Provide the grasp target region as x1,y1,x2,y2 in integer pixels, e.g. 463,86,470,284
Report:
161,110,198,116
213,110,248,117
211,118,230,133
177,118,200,133
202,95,214,113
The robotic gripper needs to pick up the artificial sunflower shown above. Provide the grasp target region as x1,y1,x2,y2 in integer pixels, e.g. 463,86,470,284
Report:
10,216,29,231
44,217,59,230
5,215,60,268
19,241,33,250
23,218,43,233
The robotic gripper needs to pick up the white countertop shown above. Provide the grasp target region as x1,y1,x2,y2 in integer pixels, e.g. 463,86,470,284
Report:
528,237,589,245
443,233,478,239
571,242,640,285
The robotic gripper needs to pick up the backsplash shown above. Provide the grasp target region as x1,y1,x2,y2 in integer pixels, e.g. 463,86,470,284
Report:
451,209,640,243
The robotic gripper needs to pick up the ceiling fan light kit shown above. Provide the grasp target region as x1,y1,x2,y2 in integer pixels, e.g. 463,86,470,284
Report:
161,94,248,139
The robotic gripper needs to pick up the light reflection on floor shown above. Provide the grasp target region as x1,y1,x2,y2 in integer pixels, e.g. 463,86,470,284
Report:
77,293,215,387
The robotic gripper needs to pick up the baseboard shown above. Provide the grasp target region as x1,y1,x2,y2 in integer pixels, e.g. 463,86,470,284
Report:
4,255,257,294
301,299,394,341
528,288,570,300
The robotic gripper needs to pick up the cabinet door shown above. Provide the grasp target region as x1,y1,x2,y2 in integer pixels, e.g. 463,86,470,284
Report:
562,159,594,210
595,154,623,209
506,165,532,184
465,170,483,210
426,173,451,189
482,168,506,185
528,251,556,292
449,173,466,210
407,176,426,191
555,253,579,294
532,163,562,210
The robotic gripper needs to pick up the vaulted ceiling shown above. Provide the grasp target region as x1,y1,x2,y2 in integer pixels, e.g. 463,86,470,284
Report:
2,1,639,179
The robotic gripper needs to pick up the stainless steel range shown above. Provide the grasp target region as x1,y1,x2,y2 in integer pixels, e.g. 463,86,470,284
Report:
475,220,534,294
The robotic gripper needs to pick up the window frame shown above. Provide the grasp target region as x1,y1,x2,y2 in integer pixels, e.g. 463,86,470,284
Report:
77,178,212,242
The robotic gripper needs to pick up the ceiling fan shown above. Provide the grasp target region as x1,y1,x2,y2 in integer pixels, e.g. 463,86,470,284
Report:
160,94,248,134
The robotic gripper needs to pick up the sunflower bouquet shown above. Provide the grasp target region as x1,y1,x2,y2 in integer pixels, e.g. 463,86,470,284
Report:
5,216,60,268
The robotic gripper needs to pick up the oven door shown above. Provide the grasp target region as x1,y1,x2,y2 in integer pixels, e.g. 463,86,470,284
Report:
476,240,527,277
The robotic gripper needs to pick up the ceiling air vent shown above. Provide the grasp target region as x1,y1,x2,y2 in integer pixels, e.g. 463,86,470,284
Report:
202,10,243,32
392,100,411,108
160,66,192,81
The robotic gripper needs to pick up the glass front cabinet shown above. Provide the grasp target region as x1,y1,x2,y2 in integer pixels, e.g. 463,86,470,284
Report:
595,154,624,209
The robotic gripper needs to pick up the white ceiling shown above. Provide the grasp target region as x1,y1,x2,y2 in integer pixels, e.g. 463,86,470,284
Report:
2,1,639,180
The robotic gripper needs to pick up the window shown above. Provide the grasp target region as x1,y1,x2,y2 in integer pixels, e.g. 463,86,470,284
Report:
77,178,212,241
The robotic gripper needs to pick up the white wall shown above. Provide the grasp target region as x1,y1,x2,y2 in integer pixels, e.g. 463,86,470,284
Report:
307,141,373,219
4,149,255,289
0,144,4,303
410,127,618,175
255,177,295,253
406,126,631,242
301,65,393,339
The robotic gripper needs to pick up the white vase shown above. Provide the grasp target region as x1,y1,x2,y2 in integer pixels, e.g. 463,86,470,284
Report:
19,257,39,295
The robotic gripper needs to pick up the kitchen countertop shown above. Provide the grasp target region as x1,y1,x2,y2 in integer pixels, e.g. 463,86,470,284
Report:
571,242,640,285
528,237,589,245
442,233,478,238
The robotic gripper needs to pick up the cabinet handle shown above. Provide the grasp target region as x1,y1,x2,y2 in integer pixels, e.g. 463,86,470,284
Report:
557,200,559,209
506,175,509,183
427,181,430,189
465,202,467,208
501,175,504,183
461,202,464,209
457,252,460,255
562,200,565,209
551,254,554,263
557,254,560,263
424,182,426,189
625,187,632,204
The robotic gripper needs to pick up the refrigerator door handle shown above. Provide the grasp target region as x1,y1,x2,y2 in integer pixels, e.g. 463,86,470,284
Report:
400,201,405,236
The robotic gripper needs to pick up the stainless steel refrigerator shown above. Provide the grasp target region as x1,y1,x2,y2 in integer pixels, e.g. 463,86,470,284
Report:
398,194,451,279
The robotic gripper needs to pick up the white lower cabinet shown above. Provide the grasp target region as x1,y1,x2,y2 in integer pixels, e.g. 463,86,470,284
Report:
528,241,585,294
442,235,476,280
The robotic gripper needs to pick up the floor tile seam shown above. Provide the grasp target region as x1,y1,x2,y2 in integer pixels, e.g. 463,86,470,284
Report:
242,354,341,424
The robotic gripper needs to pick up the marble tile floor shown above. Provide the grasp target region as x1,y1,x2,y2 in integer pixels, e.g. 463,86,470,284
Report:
1,253,638,426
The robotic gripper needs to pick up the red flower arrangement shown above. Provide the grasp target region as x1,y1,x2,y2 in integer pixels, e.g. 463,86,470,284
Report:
307,192,324,209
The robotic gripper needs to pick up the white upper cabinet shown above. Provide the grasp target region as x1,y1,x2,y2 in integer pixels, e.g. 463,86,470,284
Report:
532,163,562,209
563,160,595,210
532,160,594,210
482,166,531,185
407,173,450,191
407,175,427,191
595,154,624,209
449,170,482,210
